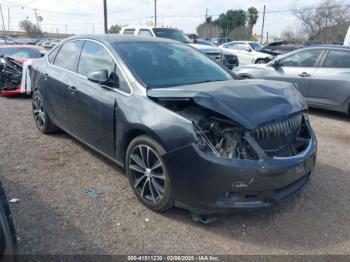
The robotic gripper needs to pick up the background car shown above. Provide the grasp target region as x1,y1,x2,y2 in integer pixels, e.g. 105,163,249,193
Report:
219,41,274,65
210,37,232,45
29,35,316,215
119,26,237,69
0,45,46,96
259,40,303,56
233,45,350,114
0,35,16,45
194,39,239,69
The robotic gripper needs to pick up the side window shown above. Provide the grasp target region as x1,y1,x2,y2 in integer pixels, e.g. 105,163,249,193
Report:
138,29,153,37
280,50,323,67
122,29,135,35
78,41,130,93
54,41,82,71
47,46,59,63
323,50,350,68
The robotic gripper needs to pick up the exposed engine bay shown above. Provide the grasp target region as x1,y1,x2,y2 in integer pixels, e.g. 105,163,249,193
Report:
156,99,311,160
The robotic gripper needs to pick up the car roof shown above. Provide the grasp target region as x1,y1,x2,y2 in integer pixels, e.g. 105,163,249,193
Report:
63,34,177,44
304,45,350,51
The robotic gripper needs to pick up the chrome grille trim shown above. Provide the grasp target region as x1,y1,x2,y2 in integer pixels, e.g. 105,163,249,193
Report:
252,113,303,140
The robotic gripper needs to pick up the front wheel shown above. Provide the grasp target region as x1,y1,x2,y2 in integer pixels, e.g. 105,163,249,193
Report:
126,135,175,212
255,58,268,64
32,90,59,134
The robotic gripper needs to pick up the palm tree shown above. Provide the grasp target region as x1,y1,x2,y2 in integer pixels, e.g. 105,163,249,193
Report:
247,7,259,37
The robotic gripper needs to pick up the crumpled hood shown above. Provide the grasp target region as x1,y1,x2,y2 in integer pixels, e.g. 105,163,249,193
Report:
147,80,306,129
8,56,30,64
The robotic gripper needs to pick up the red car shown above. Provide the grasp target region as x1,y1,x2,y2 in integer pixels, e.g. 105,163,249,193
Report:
0,45,46,96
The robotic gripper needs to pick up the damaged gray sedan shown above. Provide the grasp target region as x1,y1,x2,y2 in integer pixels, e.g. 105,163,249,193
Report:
29,35,317,214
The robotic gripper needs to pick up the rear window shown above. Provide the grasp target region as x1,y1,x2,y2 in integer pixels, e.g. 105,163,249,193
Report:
0,47,43,58
153,28,191,43
323,50,350,68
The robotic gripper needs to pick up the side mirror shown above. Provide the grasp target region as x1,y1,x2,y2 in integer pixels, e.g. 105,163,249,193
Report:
272,59,280,68
244,47,252,52
87,70,109,84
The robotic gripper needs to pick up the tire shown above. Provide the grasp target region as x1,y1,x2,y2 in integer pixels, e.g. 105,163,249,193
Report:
240,75,251,80
32,90,59,134
255,58,267,64
125,135,175,212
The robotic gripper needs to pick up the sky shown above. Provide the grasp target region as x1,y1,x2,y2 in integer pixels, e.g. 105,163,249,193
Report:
1,0,350,38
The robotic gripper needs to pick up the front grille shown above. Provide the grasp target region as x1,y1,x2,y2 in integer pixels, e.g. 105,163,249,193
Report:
252,112,303,140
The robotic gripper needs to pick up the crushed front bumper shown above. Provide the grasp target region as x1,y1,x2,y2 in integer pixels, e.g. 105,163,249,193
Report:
0,86,22,96
163,135,317,214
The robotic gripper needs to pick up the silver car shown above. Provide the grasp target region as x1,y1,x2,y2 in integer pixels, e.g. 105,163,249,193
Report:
233,46,350,114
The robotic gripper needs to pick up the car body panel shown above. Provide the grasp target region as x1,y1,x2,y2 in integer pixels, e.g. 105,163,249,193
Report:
233,46,350,114
219,41,273,65
147,79,306,129
308,67,350,110
29,35,317,213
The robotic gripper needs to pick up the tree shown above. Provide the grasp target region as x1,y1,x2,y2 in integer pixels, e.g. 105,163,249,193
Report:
214,9,246,36
108,24,122,34
295,0,350,43
19,20,42,37
229,26,251,40
197,18,223,39
246,7,259,36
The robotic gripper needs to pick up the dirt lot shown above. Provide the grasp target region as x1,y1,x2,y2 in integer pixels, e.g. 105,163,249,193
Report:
0,96,349,255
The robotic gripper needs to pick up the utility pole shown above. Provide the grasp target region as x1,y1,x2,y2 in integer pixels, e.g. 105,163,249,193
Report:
65,24,67,34
92,23,95,34
260,5,265,44
7,7,9,31
154,0,157,27
34,9,40,30
266,31,269,43
0,5,5,31
205,8,208,21
103,0,108,33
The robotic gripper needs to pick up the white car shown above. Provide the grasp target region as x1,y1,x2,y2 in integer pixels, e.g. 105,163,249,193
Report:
219,41,274,65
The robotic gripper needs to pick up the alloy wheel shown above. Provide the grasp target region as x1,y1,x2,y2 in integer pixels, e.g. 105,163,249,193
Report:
32,95,46,129
128,145,166,204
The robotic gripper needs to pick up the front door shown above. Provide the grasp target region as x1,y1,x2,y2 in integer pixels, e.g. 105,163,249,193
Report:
66,40,126,157
263,49,324,97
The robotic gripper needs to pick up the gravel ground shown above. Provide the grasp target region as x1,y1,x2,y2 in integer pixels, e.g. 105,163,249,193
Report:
0,96,349,255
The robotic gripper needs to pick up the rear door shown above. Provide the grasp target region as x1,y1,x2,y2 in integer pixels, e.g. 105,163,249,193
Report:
263,49,324,97
308,49,350,110
66,40,131,157
44,40,83,130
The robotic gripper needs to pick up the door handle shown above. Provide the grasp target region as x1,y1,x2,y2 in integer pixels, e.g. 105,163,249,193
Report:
42,73,49,79
298,72,311,77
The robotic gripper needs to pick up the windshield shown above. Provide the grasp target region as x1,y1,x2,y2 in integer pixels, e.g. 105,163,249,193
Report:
249,42,263,51
0,47,43,58
153,28,192,43
114,42,232,88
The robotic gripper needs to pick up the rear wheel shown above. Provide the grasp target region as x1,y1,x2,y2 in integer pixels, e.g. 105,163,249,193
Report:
126,135,175,212
32,90,59,134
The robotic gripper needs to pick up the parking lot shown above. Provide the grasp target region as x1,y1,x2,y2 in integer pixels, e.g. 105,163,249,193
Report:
0,96,349,255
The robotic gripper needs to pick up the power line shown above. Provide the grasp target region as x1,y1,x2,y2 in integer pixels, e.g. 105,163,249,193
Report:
0,0,153,16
